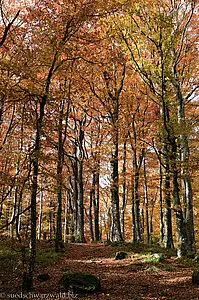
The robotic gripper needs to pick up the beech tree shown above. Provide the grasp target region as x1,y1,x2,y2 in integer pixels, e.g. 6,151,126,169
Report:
10,0,110,290
87,63,125,241
117,0,198,256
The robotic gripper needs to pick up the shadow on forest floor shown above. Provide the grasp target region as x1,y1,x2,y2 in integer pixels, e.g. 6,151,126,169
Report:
0,240,199,299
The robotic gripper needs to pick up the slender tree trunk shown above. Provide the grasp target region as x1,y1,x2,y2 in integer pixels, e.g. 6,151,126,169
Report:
76,159,85,242
55,106,64,252
63,202,69,243
121,139,127,240
159,163,164,244
110,134,123,242
130,120,143,242
172,167,186,257
71,153,78,241
131,175,136,243
90,169,100,242
89,172,96,242
56,98,70,249
66,190,73,238
23,42,61,288
140,208,144,235
23,153,38,292
93,171,100,241
89,184,94,242
149,210,153,238
16,201,22,241
163,160,174,249
37,190,43,240
133,170,141,241
10,187,18,238
49,210,53,240
143,157,150,245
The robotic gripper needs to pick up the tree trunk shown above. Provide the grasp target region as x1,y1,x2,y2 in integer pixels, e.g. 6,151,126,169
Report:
149,210,153,238
163,161,174,249
10,187,18,238
161,91,174,249
93,171,100,241
159,163,164,244
89,185,94,242
176,83,196,257
131,175,136,243
90,169,100,242
172,167,186,257
37,190,43,240
71,155,78,241
23,154,38,292
102,67,125,243
171,137,192,257
143,157,150,245
130,119,144,243
133,171,141,241
110,138,123,242
76,159,85,242
63,204,67,243
121,139,127,240
55,105,64,252
16,201,22,241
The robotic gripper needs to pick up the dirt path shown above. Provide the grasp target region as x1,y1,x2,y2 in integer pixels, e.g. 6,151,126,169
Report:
34,243,199,300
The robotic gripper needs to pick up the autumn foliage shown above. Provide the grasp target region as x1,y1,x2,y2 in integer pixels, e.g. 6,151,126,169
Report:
0,0,199,290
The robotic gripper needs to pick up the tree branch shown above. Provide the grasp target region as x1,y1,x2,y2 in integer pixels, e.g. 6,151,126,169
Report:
0,9,20,47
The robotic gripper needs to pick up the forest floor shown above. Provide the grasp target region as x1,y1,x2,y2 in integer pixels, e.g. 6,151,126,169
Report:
1,240,199,299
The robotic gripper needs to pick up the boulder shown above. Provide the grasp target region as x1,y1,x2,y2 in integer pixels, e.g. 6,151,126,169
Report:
192,269,199,284
115,251,128,260
61,272,101,294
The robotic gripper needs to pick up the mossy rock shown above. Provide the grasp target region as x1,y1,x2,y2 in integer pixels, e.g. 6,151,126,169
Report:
37,273,50,282
145,253,165,264
115,251,128,260
61,272,101,294
192,269,199,284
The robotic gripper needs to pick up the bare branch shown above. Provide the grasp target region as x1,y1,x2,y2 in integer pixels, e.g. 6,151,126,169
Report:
0,9,20,47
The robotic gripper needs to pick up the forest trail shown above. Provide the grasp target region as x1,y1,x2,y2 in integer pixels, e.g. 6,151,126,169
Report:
32,243,199,300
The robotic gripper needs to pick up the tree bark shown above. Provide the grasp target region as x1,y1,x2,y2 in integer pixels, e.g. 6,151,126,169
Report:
23,46,57,290
143,157,150,245
55,104,64,252
131,175,136,243
163,159,174,249
93,171,100,241
76,159,85,242
37,189,43,240
89,181,94,242
121,139,127,240
159,163,164,244
175,80,196,257
71,149,78,241
110,127,123,242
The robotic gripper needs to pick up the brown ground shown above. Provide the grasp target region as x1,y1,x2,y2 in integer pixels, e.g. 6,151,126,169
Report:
1,242,199,299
